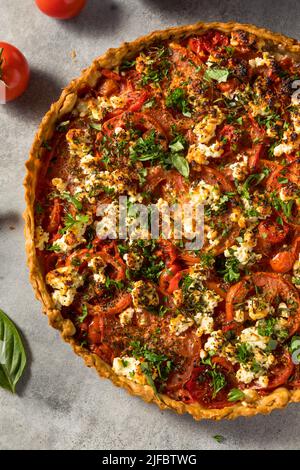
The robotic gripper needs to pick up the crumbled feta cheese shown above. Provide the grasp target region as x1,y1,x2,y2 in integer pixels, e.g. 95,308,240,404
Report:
248,53,271,68
273,142,294,157
112,356,146,384
169,314,194,336
123,252,144,270
204,330,225,354
195,314,214,337
193,107,225,144
189,180,221,210
229,154,248,181
88,256,106,284
131,280,159,310
236,365,256,384
240,326,269,350
119,307,135,326
224,228,260,266
35,226,49,250
246,297,274,320
46,266,84,307
52,178,67,193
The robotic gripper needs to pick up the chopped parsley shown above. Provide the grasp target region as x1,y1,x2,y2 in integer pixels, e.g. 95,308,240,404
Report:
166,87,192,117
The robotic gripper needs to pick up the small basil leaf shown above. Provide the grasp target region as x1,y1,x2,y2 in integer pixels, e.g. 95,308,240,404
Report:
0,309,26,393
170,154,190,178
204,68,230,83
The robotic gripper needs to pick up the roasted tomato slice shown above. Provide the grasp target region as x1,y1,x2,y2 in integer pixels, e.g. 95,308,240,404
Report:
184,361,235,409
90,291,132,316
270,236,300,273
258,219,289,244
225,273,300,336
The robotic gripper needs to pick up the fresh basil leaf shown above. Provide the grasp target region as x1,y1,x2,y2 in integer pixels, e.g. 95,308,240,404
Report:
170,154,190,178
0,309,26,393
228,388,245,402
204,68,230,83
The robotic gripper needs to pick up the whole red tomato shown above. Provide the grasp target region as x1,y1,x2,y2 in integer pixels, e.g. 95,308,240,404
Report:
35,0,87,19
0,42,30,103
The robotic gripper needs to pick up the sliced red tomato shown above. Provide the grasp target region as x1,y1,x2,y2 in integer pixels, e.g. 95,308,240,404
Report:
92,343,114,365
270,237,300,273
185,362,235,409
127,91,150,112
102,111,167,142
155,239,178,267
47,198,62,233
99,252,126,281
35,0,86,19
225,273,300,336
92,292,132,316
0,42,30,102
88,316,104,344
258,219,289,244
165,332,201,392
188,30,229,59
179,251,201,266
145,166,188,198
167,269,189,294
101,69,121,81
248,143,264,171
158,264,183,296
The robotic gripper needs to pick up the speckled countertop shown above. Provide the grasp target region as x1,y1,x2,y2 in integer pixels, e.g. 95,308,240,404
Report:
0,0,300,451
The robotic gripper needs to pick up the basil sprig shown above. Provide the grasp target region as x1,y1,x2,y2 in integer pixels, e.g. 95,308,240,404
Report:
0,309,26,393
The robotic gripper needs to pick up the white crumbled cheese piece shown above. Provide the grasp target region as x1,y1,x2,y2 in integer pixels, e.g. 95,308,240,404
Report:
277,302,290,318
123,252,144,271
110,95,126,109
54,215,89,253
224,228,260,266
229,154,248,181
229,208,246,228
189,180,221,210
169,314,194,336
236,365,256,384
95,201,118,239
195,314,214,337
46,266,84,307
273,142,294,157
248,53,271,68
88,256,106,284
52,178,67,193
193,107,225,144
66,128,92,158
131,280,159,310
187,141,224,165
112,356,145,384
246,297,274,320
257,375,269,388
35,226,49,250
119,307,135,326
240,326,269,350
80,154,99,175
234,309,245,323
204,330,225,354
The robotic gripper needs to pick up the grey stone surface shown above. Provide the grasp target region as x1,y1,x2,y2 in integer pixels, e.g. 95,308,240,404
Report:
0,0,299,450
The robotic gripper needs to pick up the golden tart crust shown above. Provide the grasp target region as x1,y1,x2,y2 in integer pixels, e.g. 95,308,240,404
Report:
24,21,300,420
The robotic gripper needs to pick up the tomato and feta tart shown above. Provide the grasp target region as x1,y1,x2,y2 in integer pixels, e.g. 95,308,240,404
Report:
25,22,300,420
